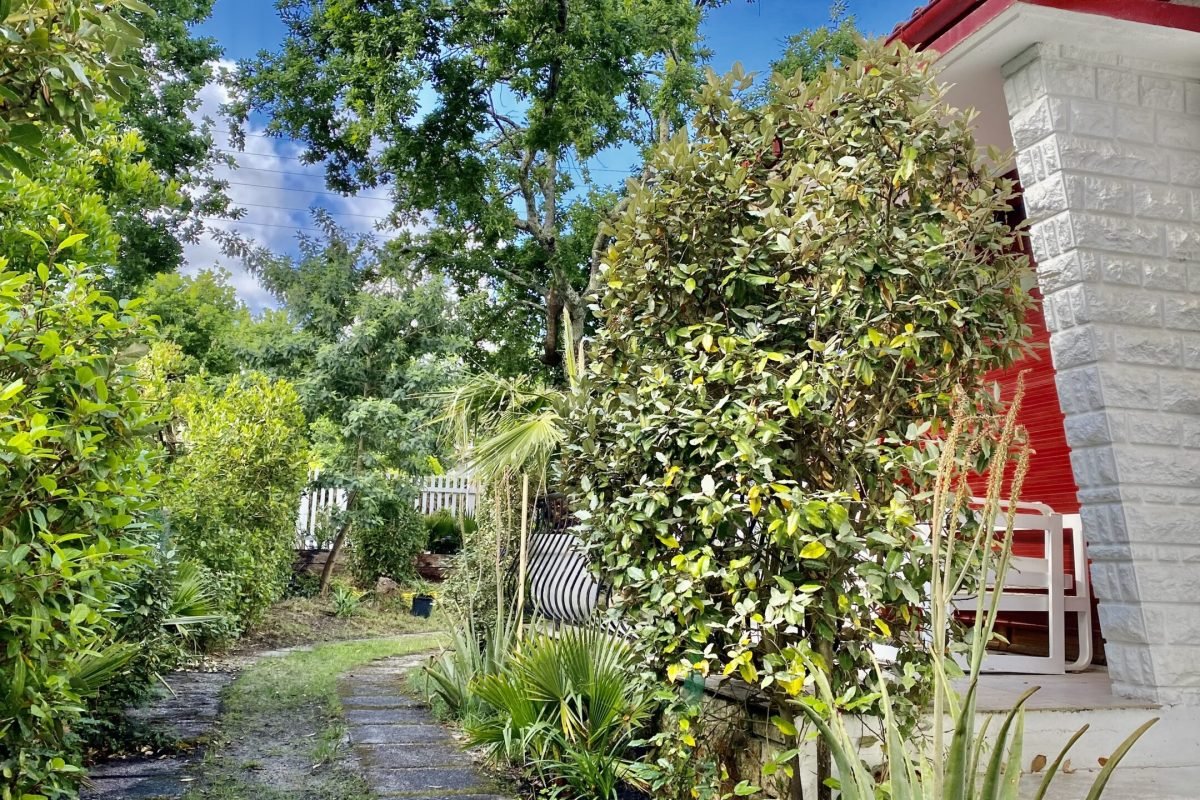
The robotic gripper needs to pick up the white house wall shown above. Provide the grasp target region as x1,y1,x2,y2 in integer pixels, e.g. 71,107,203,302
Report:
1002,41,1200,705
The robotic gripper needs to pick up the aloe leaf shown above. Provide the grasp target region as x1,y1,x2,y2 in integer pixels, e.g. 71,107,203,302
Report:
1032,724,1089,800
1083,717,1159,800
944,679,980,800
979,687,1038,799
999,706,1025,800
793,699,872,800
969,713,993,792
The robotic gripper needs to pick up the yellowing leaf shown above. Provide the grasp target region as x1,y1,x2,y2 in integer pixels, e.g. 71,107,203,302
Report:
799,540,827,559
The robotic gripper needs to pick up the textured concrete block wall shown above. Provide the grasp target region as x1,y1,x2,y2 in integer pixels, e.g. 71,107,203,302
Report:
1003,43,1200,704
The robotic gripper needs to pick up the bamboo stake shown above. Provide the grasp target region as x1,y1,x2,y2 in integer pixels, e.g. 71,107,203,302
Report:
516,473,530,637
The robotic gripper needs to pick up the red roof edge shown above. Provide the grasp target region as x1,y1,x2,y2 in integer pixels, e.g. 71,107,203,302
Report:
888,0,990,48
891,0,1200,51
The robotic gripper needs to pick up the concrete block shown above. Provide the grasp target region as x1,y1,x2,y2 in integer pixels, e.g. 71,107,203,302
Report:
1037,251,1084,293
1113,329,1182,367
1156,111,1200,150
1160,372,1200,414
1172,151,1200,187
1142,261,1186,291
1056,365,1106,413
1072,213,1164,257
1069,98,1116,138
1141,75,1186,112
1074,284,1163,326
1125,411,1184,444
1187,80,1200,115
1050,325,1100,369
1165,296,1200,332
1167,224,1200,261
1099,254,1144,285
1081,175,1131,214
1064,410,1116,448
1059,135,1170,182
1098,67,1140,106
1045,59,1097,98
1134,185,1192,221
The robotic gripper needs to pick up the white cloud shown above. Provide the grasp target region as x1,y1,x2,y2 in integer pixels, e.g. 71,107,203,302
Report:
182,61,397,313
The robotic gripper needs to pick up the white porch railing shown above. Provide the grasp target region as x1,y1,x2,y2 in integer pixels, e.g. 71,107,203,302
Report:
295,470,479,549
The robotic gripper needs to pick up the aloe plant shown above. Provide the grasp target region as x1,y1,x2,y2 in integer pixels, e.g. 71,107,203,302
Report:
793,387,1157,799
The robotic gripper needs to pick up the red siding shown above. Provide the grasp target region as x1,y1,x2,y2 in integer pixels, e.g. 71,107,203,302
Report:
982,291,1081,514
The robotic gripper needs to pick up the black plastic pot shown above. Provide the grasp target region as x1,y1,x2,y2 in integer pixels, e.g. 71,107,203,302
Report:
411,594,434,618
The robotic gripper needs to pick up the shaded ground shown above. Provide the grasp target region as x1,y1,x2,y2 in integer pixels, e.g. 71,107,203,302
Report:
82,671,235,800
233,596,445,653
340,655,511,800
83,633,447,800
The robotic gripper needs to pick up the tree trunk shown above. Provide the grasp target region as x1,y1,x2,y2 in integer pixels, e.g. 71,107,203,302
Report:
319,488,357,595
790,729,806,800
816,639,835,800
319,522,349,595
542,285,564,367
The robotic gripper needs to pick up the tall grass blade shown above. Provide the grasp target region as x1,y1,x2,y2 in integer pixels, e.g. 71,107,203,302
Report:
1033,724,1089,800
1083,717,1159,800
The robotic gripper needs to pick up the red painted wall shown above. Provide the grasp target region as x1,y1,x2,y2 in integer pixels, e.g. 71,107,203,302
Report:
982,290,1081,514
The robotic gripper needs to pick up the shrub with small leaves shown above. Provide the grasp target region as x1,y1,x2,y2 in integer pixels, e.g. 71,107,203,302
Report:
163,371,309,634
351,497,427,586
564,41,1031,794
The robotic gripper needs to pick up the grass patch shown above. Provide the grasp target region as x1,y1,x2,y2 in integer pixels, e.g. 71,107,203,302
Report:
234,596,446,652
182,635,445,800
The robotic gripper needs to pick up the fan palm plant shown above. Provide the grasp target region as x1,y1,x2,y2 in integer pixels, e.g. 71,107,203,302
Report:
465,625,654,800
438,312,585,485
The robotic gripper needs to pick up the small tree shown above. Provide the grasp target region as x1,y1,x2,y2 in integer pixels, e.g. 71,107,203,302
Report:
163,366,309,631
564,42,1031,798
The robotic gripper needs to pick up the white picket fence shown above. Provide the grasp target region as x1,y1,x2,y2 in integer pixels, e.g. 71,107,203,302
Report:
295,470,479,549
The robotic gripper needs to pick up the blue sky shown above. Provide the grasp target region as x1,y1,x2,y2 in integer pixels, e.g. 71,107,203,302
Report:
187,0,920,309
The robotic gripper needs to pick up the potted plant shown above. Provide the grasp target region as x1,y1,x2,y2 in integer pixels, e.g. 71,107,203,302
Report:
410,579,436,618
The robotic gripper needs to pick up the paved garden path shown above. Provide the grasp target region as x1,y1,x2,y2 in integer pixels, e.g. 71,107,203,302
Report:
81,670,235,799
339,654,512,800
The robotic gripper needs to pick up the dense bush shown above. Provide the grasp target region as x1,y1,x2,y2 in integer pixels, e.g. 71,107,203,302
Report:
163,371,309,633
350,495,427,585
0,249,161,799
564,42,1031,794
78,553,221,752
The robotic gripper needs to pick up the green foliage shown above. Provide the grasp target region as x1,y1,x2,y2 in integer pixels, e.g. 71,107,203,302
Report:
749,1,860,106
78,552,222,753
140,269,247,374
466,626,655,800
163,370,309,633
330,583,363,619
0,118,184,284
111,0,230,286
422,614,517,723
0,0,148,176
564,40,1032,779
351,501,427,586
244,222,464,588
232,0,716,368
0,242,161,800
424,510,461,556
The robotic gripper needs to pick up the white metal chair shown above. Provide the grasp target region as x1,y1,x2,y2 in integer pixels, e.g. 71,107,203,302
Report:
955,500,1093,674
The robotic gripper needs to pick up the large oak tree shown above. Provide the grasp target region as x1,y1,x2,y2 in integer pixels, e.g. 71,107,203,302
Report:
232,0,725,372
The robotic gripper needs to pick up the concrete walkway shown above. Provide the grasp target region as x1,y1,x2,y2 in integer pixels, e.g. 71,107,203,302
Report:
82,670,234,799
339,655,512,800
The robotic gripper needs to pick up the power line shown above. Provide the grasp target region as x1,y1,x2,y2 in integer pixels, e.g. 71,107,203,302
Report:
221,178,394,203
234,200,391,222
215,144,635,174
201,216,383,235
